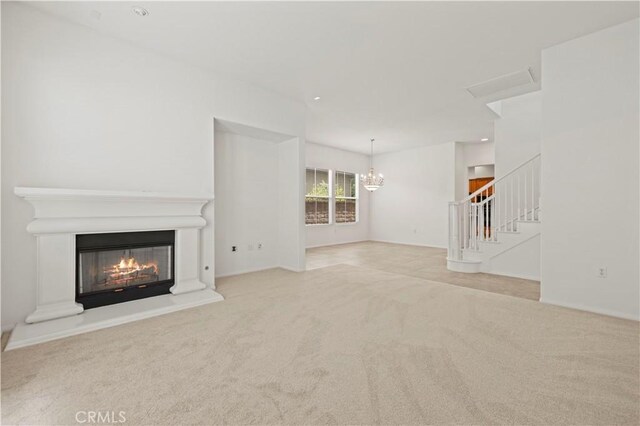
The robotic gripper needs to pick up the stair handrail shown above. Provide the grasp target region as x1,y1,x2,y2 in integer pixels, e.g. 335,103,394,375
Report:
448,152,541,262
453,153,541,205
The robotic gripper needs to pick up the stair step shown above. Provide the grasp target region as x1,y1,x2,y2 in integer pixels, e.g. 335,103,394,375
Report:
447,257,481,273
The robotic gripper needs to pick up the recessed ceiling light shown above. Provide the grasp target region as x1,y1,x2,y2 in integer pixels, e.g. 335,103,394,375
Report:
481,138,489,142
313,96,321,101
132,6,149,17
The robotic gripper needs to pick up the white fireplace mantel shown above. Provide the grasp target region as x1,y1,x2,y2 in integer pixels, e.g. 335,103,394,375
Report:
7,187,223,350
15,187,212,233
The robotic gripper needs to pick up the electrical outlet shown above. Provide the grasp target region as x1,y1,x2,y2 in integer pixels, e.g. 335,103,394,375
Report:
597,267,607,278
258,243,263,250
232,246,237,252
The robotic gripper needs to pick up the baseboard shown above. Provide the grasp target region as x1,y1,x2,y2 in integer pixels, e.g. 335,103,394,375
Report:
369,239,448,250
215,265,279,278
540,297,639,322
485,269,540,282
2,323,16,333
215,264,306,278
306,239,368,249
278,264,307,273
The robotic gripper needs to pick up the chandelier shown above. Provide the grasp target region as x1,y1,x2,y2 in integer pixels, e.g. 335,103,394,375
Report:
361,138,384,192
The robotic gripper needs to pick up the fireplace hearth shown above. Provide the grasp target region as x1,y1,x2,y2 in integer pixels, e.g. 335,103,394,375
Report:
76,231,175,309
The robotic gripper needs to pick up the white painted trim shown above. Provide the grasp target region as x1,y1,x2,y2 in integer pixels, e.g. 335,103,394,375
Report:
540,298,640,322
215,265,279,278
307,239,448,250
446,258,482,273
14,187,213,202
486,270,540,281
278,265,306,273
15,187,212,227
2,323,16,333
27,216,206,234
305,239,369,249
6,289,224,350
215,264,305,278
369,239,448,250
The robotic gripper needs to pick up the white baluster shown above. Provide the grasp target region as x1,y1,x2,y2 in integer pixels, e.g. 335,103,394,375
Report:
495,183,500,239
461,203,466,252
463,202,467,250
508,180,510,229
531,161,535,220
524,168,528,221
457,204,462,258
517,172,521,225
468,202,472,249
470,204,474,249
474,204,478,249
500,182,503,233
494,183,498,239
469,203,472,250
477,203,481,246
463,202,468,250
480,199,484,242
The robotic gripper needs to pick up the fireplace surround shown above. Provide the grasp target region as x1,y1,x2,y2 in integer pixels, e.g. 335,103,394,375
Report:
8,187,223,350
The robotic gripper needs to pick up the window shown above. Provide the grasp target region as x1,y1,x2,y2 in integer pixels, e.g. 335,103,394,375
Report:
334,171,358,224
305,168,331,225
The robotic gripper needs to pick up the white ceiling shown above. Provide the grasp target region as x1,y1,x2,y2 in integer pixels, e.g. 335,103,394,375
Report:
28,1,639,154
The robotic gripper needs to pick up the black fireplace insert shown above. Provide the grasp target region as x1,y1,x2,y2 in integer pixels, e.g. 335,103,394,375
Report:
76,231,175,309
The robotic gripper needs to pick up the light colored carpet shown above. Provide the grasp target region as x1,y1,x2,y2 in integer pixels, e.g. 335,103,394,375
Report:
307,241,540,301
2,264,638,425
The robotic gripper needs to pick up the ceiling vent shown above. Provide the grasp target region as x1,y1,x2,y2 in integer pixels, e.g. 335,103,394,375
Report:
466,68,534,98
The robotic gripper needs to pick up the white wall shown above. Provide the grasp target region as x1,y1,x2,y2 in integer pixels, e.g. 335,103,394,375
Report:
494,91,541,178
305,142,370,248
488,235,541,281
454,141,495,200
370,142,456,248
277,138,306,271
214,132,280,277
540,19,639,320
484,92,542,281
214,129,305,277
469,165,495,179
1,3,306,329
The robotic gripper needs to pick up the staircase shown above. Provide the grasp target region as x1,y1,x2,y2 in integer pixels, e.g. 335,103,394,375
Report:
447,154,541,273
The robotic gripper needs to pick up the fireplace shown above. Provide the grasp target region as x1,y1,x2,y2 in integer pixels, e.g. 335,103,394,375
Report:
76,231,175,309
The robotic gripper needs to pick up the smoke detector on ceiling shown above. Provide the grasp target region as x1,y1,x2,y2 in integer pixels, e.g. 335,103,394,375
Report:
132,7,149,17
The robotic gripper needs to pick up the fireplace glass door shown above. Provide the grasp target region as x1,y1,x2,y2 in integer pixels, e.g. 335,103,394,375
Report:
76,231,175,309
78,245,172,294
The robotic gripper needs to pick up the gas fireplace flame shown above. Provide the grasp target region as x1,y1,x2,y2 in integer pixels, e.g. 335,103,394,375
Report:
106,256,159,283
